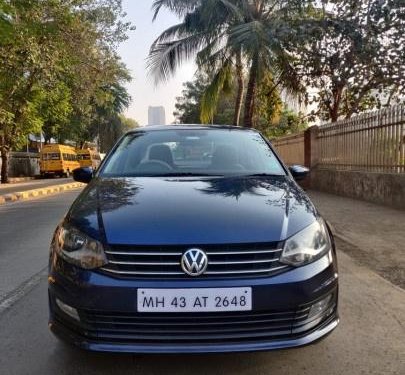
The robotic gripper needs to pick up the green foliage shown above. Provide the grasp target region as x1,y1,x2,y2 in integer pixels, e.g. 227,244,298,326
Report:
254,72,283,127
200,61,234,123
260,109,308,138
174,72,237,125
174,75,208,124
38,83,73,143
120,116,139,132
293,0,405,122
150,0,311,128
0,1,12,42
0,0,134,182
174,69,306,140
84,80,133,153
253,72,308,137
153,0,404,125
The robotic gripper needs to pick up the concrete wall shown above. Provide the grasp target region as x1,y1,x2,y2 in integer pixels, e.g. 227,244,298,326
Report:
0,152,40,178
311,168,405,210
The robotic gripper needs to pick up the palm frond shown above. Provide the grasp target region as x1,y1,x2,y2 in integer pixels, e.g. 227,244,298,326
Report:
200,60,233,123
147,33,206,83
196,35,229,68
200,0,244,23
228,21,269,54
151,22,192,45
152,0,201,21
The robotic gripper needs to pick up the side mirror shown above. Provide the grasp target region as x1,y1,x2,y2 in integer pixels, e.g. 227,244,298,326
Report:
289,165,310,181
73,167,93,184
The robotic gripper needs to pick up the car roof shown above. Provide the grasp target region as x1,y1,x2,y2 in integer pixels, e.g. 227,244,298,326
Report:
126,124,259,134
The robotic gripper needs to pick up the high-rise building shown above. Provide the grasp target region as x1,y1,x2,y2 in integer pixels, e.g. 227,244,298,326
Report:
148,106,166,126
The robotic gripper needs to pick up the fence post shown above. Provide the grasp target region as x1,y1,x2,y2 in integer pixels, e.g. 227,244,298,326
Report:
303,126,319,189
304,125,319,168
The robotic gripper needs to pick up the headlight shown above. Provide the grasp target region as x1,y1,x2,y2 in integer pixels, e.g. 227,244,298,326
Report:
54,224,107,269
280,219,332,267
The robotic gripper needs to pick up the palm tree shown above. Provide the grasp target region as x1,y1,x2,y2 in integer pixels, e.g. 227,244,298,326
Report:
149,0,246,125
149,0,308,128
226,1,307,127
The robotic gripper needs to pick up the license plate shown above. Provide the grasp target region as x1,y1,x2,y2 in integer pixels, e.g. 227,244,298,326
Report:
137,287,252,313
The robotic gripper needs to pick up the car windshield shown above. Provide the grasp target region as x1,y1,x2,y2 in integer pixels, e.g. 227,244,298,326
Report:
100,129,286,177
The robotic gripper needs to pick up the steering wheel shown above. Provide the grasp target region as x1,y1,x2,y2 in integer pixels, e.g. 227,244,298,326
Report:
137,160,173,173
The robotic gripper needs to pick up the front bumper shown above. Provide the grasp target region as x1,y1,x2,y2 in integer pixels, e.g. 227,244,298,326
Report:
48,252,339,353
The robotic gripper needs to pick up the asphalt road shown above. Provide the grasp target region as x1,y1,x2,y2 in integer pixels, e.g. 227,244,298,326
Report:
0,191,404,375
0,190,80,300
0,177,73,196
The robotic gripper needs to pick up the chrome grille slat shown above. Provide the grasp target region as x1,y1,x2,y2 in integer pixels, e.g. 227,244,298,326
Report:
108,261,180,266
206,249,282,255
100,269,185,275
101,243,289,279
105,251,183,256
209,258,279,265
205,266,288,275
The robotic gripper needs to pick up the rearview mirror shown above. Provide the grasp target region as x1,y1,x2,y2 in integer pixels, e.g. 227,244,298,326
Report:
73,167,93,184
289,165,310,181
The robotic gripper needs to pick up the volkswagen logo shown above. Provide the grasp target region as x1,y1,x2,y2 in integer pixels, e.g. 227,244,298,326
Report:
181,248,208,276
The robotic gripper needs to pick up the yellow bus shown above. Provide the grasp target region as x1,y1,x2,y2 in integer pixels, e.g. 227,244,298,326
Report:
76,148,101,169
40,144,80,178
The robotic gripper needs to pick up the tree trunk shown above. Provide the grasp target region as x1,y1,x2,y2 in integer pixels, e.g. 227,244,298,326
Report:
233,52,244,126
243,57,258,128
1,147,10,184
330,104,339,123
329,86,343,123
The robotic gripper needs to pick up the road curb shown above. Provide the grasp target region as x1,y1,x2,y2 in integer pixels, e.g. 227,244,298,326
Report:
0,182,84,205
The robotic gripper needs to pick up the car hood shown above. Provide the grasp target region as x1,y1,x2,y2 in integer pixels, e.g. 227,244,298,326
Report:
68,176,318,245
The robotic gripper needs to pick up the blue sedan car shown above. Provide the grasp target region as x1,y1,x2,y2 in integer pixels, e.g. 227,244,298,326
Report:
48,126,339,353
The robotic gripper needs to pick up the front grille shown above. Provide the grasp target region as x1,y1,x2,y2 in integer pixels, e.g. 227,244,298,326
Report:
76,306,313,344
100,242,289,278
53,291,337,346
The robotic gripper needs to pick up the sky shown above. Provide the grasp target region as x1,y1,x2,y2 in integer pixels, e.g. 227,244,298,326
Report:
118,0,196,126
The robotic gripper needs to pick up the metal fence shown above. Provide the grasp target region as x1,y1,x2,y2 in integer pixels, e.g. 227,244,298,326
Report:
318,106,405,173
271,132,305,166
272,105,405,174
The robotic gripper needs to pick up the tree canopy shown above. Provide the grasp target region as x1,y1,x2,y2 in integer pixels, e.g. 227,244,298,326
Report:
0,0,136,182
151,0,405,127
174,71,307,138
294,0,405,122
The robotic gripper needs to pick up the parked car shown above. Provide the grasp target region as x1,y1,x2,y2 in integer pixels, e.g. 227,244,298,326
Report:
48,125,339,353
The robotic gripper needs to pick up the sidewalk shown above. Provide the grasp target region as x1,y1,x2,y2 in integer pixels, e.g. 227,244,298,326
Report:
308,190,405,289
